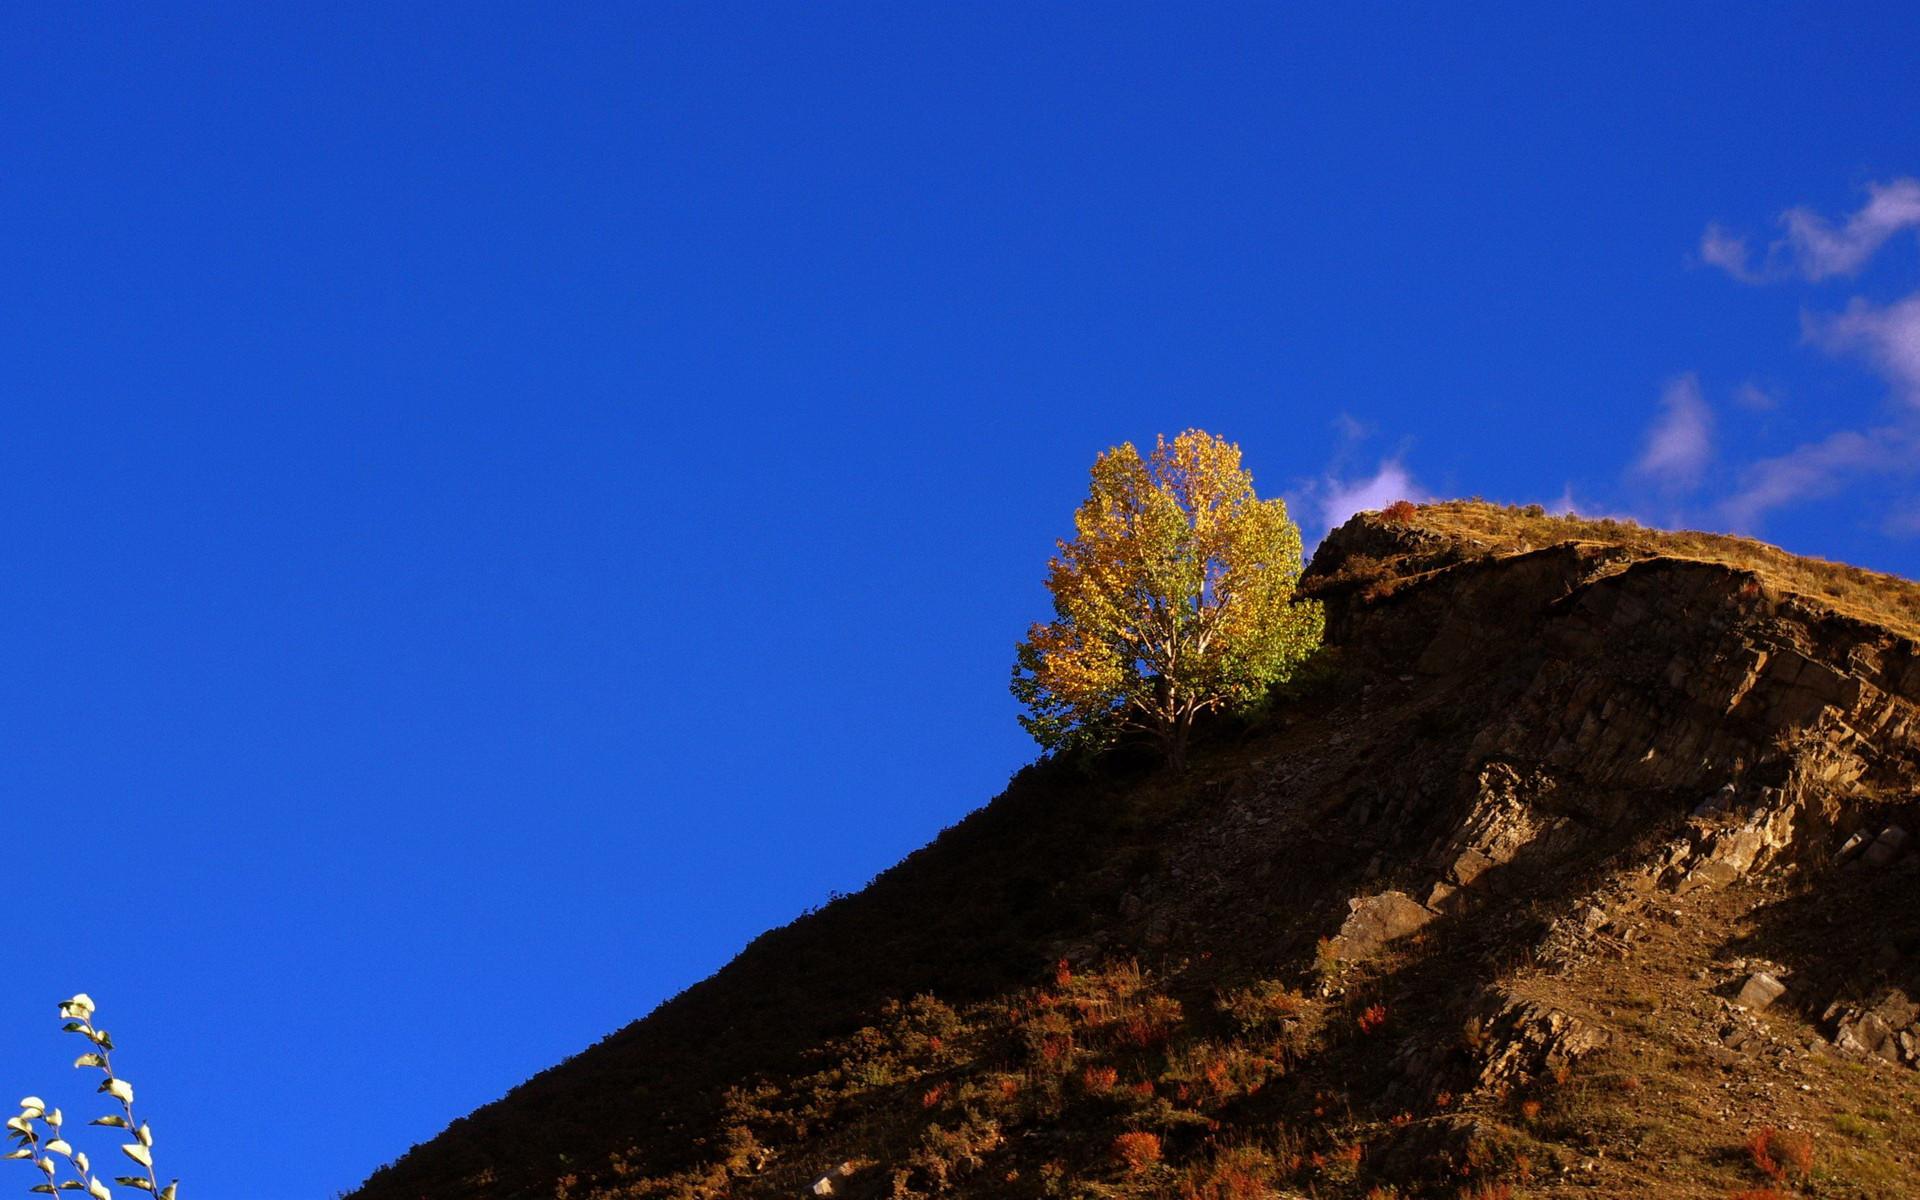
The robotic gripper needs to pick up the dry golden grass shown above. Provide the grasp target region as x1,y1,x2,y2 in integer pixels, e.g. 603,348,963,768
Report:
1403,500,1920,643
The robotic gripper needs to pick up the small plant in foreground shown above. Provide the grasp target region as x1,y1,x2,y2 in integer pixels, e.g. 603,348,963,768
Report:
1746,1126,1813,1183
1355,1004,1388,1035
5,995,176,1200
1314,937,1344,984
1110,1131,1162,1174
1216,979,1306,1032
1080,1066,1118,1094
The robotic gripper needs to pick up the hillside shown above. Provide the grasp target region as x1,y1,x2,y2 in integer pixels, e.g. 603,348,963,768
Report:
351,502,1920,1200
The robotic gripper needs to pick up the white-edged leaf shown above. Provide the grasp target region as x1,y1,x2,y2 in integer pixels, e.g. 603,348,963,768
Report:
62,995,95,1018
113,1179,153,1192
74,1151,89,1174
89,1116,130,1129
120,1144,151,1169
18,1098,46,1116
5,1116,33,1135
87,1179,111,1200
158,1185,174,1200
74,1054,105,1070
102,1080,133,1105
4,1148,31,1160
44,1139,71,1157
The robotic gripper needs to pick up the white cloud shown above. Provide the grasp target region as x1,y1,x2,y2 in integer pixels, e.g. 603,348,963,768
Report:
1804,292,1920,404
1883,504,1920,538
1545,484,1642,522
1631,374,1713,491
1780,178,1920,280
1699,223,1763,283
1700,178,1920,283
1330,412,1372,442
1692,179,1920,527
1314,458,1427,534
1732,381,1778,410
1718,426,1911,529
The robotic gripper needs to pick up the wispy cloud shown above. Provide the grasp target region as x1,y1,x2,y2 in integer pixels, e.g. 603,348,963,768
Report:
1699,222,1766,284
1719,426,1914,530
1701,177,1920,284
1694,177,1920,531
1631,374,1713,491
1781,178,1920,279
1803,292,1920,404
1312,458,1427,535
1884,504,1920,538
1548,483,1642,523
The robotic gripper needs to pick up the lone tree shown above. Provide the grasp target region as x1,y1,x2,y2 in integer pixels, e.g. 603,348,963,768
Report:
1012,430,1323,771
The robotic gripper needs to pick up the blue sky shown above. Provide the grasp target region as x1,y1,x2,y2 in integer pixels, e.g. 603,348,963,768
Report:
3,5,1917,1196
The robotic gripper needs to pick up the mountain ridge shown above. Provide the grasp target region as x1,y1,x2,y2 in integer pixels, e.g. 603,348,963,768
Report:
353,501,1920,1200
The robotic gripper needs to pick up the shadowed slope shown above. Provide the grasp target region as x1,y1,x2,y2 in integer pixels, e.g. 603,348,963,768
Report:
353,503,1920,1200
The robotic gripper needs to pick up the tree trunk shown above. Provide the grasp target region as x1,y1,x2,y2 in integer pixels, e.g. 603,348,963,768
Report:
1165,711,1193,773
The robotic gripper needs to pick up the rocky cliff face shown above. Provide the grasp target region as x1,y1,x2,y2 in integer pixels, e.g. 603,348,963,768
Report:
354,504,1920,1200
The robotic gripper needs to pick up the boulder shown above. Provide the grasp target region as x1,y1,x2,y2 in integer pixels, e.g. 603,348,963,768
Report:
1735,972,1787,1010
808,1162,857,1196
1826,990,1920,1065
1329,891,1434,960
1862,825,1911,868
1474,991,1608,1087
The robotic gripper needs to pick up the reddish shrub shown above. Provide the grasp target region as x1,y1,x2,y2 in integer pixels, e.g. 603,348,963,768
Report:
1111,1131,1163,1173
1380,499,1418,524
921,1082,949,1109
1456,1184,1513,1200
1356,1004,1388,1034
1203,1060,1233,1099
1082,1065,1119,1094
1184,1165,1267,1200
1747,1127,1813,1182
1518,1099,1541,1122
1179,1147,1285,1200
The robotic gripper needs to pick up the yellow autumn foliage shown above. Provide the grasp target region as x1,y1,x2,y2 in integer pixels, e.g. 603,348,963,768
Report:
1011,430,1322,769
